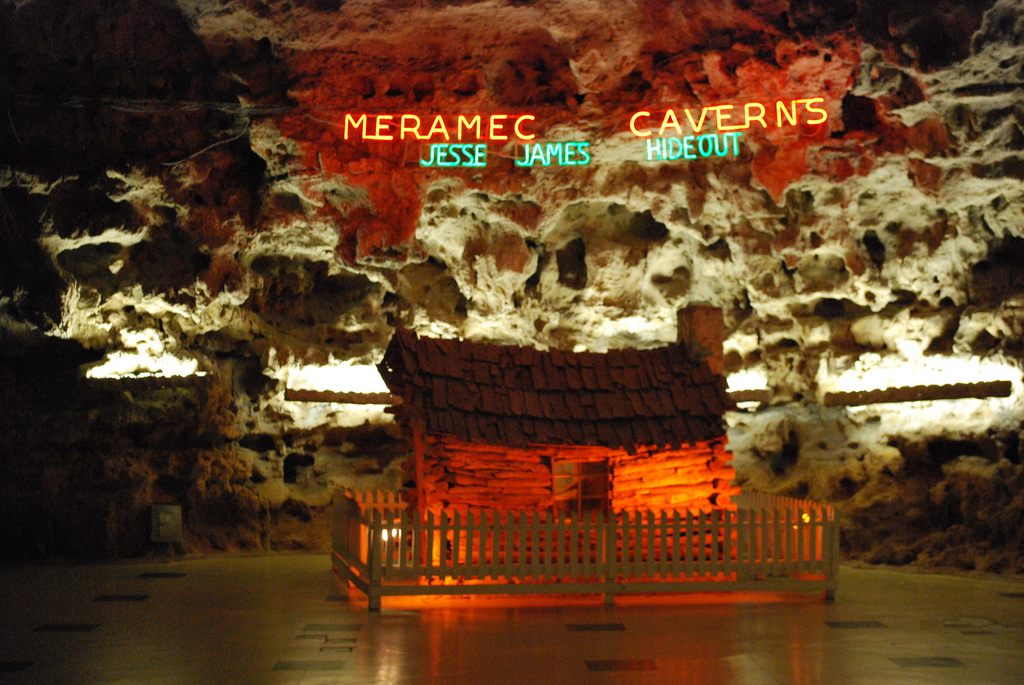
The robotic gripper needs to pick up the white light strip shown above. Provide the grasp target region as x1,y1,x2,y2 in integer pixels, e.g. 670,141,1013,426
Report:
726,368,769,393
281,361,390,394
822,353,1021,396
85,329,205,379
86,351,205,379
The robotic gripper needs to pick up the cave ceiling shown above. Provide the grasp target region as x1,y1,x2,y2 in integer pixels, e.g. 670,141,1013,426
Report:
1,0,1022,397
4,0,1024,565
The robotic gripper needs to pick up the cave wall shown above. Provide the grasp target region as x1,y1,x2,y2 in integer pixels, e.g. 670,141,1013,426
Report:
1,0,1023,571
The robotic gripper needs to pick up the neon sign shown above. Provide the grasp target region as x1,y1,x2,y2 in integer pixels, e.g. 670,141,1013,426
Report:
514,141,590,167
628,98,828,137
420,143,488,168
645,133,741,161
344,113,537,142
417,141,592,168
342,97,828,169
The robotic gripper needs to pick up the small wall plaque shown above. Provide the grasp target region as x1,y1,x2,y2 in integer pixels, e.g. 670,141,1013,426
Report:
150,504,182,543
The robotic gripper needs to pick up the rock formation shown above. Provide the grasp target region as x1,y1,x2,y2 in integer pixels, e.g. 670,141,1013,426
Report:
1,0,1022,572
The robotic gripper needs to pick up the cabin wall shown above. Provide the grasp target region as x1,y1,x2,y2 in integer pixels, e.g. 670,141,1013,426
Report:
415,435,737,514
609,439,739,512
418,436,555,511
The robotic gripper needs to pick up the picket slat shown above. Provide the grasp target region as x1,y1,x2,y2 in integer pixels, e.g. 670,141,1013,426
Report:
794,507,802,573
776,508,784,575
683,510,693,575
529,512,540,579
411,511,422,576
669,511,679,572
785,509,794,575
748,508,758,576
425,511,435,577
722,511,732,576
813,508,821,572
439,511,449,577
572,514,580,576
554,512,564,578
517,512,527,579
503,511,513,579
634,510,643,574
813,510,821,573
478,510,487,577
711,512,721,576
449,511,459,571
656,512,666,577
644,512,655,576
393,509,405,573
481,511,490,578
469,512,477,577
544,511,555,578
496,511,505,580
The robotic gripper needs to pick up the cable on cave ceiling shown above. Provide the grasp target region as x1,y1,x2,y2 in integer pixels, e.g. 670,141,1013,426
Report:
159,120,252,167
10,94,290,166
11,94,292,116
8,95,529,168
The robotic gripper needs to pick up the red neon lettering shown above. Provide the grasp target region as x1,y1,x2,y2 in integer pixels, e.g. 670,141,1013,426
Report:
457,114,481,141
627,98,828,138
744,102,767,129
513,114,536,141
629,111,651,137
683,107,710,133
343,113,367,140
802,97,828,125
343,112,548,142
370,114,394,140
776,100,799,127
399,114,423,140
659,109,683,136
489,114,509,140
426,114,450,141
712,104,746,132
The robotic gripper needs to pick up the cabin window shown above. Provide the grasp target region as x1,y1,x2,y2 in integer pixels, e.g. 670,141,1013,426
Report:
552,458,609,517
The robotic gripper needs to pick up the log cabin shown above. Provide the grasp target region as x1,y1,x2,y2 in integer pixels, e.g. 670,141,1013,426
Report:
378,305,739,516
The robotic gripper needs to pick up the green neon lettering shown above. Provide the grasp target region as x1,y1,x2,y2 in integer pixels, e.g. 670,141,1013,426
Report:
514,141,592,167
421,143,488,168
573,142,591,165
666,137,682,160
728,132,742,155
682,136,696,159
644,138,664,161
697,134,714,157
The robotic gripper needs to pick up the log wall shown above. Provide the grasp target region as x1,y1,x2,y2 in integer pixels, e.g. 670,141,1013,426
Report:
417,436,555,511
610,440,740,512
412,435,738,514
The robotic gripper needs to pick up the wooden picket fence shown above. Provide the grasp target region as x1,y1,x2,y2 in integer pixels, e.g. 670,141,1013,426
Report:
331,489,839,610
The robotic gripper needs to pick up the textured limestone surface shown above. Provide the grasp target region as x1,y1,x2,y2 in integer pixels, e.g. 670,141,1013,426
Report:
1,0,1023,571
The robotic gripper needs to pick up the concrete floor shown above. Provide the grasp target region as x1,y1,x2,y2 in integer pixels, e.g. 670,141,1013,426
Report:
1,554,1022,684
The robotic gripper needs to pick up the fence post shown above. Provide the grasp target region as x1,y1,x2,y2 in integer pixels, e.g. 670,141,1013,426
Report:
332,495,354,596
825,504,840,601
603,510,616,606
367,509,382,611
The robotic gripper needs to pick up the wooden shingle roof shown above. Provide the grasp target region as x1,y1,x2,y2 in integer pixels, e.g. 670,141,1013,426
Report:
379,329,729,450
